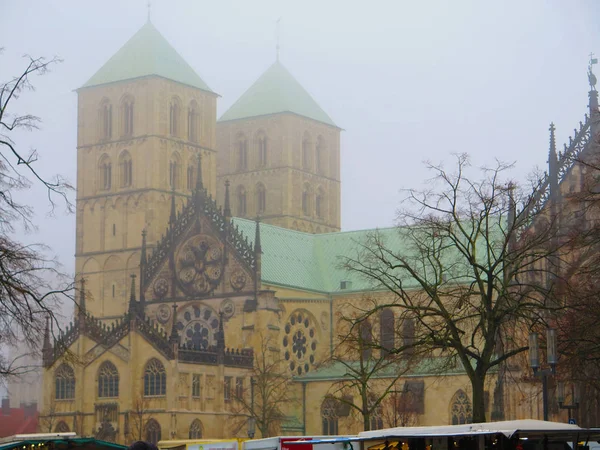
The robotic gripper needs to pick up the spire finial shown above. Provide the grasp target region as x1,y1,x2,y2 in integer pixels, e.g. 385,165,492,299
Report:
589,52,597,92
169,304,179,344
169,187,176,227
276,17,281,62
79,277,86,316
549,122,556,156
147,0,152,22
129,274,138,316
224,180,231,218
254,216,262,255
195,152,203,192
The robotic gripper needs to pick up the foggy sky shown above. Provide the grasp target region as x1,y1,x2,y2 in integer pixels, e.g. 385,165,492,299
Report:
1,0,600,280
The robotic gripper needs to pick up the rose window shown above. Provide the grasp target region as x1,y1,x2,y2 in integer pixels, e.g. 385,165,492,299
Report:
176,304,220,349
176,236,223,296
282,310,317,375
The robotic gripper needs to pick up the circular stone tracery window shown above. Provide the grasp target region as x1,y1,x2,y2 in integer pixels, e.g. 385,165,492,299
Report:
176,304,220,349
282,310,317,375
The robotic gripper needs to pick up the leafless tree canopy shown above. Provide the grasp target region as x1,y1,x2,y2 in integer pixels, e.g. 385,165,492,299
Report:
0,50,74,383
344,154,569,422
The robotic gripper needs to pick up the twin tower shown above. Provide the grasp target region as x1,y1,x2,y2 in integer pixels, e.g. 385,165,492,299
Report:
75,21,341,319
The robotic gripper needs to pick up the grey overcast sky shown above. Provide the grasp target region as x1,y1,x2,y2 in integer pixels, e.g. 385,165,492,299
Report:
1,0,600,279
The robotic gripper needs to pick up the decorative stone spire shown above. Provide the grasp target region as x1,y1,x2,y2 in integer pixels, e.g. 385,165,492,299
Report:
195,152,203,192
548,122,559,199
169,188,176,228
42,314,53,367
128,274,138,317
169,304,179,345
140,229,147,303
78,278,86,317
254,216,262,293
224,180,231,219
217,311,225,351
589,54,599,136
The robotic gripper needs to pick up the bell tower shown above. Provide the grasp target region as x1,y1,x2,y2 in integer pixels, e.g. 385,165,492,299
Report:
216,61,341,233
75,21,218,319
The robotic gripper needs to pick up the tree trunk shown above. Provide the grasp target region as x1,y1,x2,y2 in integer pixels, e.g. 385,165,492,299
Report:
471,372,487,423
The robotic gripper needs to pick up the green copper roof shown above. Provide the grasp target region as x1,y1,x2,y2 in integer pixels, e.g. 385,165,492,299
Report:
219,61,337,127
232,217,506,295
81,22,213,92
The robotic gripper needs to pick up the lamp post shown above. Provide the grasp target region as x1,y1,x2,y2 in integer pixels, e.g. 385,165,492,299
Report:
528,328,557,421
558,382,580,423
247,377,256,438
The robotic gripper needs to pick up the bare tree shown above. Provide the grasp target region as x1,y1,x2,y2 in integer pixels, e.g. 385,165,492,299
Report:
324,304,415,431
229,333,296,438
129,394,151,441
39,402,58,432
344,154,568,422
0,50,74,383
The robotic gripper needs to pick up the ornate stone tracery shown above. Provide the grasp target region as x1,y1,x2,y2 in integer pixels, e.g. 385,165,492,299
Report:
282,309,318,375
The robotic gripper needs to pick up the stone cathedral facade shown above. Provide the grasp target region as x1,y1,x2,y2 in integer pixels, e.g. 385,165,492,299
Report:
40,19,600,443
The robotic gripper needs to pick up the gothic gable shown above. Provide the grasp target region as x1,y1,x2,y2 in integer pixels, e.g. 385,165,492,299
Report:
141,158,258,303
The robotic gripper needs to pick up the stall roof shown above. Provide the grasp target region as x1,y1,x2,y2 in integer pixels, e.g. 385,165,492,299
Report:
288,420,600,445
0,437,125,450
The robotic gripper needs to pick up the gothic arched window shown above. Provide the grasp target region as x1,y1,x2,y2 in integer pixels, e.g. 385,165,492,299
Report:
55,364,75,400
450,389,473,425
187,158,196,190
55,421,70,432
118,150,133,188
316,187,324,219
189,419,203,439
256,132,267,167
144,358,166,397
237,135,248,170
256,183,266,214
237,185,247,217
321,398,339,436
99,154,112,191
100,99,112,140
145,419,161,444
302,136,311,170
380,308,395,355
98,361,119,398
169,153,181,189
360,319,373,361
170,97,181,137
121,96,134,137
302,184,311,217
316,136,325,174
188,100,199,142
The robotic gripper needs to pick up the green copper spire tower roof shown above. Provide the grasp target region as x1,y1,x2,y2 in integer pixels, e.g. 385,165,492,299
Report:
219,61,337,127
81,21,213,93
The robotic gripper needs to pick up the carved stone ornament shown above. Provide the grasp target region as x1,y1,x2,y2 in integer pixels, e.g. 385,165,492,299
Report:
230,269,247,291
176,303,220,349
156,304,172,324
221,299,235,319
153,278,169,299
95,420,117,442
176,235,224,296
282,310,318,376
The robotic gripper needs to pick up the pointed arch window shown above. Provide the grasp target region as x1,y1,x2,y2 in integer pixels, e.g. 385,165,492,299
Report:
169,154,181,189
238,136,248,170
189,419,203,439
302,184,311,217
316,188,324,219
188,101,199,143
302,137,311,170
170,97,181,137
256,183,266,214
369,399,384,430
100,99,112,140
121,97,134,137
55,421,70,432
187,161,195,191
145,419,161,445
321,398,339,435
99,154,112,191
118,151,133,187
55,364,75,400
450,389,473,424
316,137,325,175
98,361,119,398
144,358,166,397
257,133,267,167
237,186,247,217
380,308,395,355
360,319,373,361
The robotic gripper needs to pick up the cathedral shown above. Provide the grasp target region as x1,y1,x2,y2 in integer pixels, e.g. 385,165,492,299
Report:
40,19,599,443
